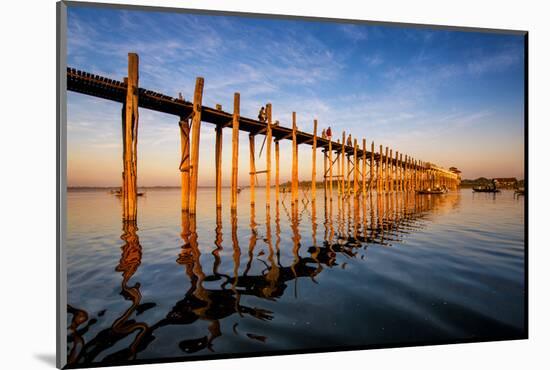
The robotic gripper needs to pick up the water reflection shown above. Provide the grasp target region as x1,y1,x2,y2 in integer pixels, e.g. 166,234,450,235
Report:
67,191,472,366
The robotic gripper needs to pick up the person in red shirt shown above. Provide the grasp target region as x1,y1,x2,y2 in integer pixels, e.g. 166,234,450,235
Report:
326,126,332,140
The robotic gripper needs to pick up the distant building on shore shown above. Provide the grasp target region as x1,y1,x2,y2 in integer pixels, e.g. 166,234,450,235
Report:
493,177,518,188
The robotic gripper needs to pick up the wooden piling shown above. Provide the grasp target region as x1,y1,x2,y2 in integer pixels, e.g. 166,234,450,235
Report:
341,132,346,196
370,141,374,192
388,149,393,192
122,53,139,221
179,117,190,212
376,145,383,193
266,103,272,208
362,138,367,197
188,77,204,215
249,134,256,206
312,120,317,202
328,137,333,201
336,139,341,196
402,156,405,191
291,112,298,205
394,153,398,192
230,93,240,211
346,148,351,197
399,153,404,191
215,124,222,208
385,146,389,192
323,148,327,198
353,139,359,196
275,140,280,202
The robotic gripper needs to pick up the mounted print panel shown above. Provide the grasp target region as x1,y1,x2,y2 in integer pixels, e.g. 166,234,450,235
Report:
57,1,527,368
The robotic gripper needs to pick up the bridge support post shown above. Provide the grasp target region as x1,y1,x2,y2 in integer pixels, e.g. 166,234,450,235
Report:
215,124,222,208
189,77,204,214
362,138,366,197
230,93,240,211
266,103,272,209
369,141,374,192
388,149,393,192
249,134,256,206
341,132,346,197
376,145,384,193
393,151,398,192
275,140,280,203
398,154,402,191
336,139,341,197
312,119,317,203
414,159,418,191
179,117,190,212
405,155,410,191
353,139,359,196
385,146,389,192
323,148,327,199
122,53,139,221
328,137,334,201
346,146,352,197
291,112,298,205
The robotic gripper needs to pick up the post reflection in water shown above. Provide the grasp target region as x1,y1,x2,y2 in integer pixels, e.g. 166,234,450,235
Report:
67,221,149,365
66,188,525,367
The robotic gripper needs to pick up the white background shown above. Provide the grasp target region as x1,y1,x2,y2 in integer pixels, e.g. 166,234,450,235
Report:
0,0,547,369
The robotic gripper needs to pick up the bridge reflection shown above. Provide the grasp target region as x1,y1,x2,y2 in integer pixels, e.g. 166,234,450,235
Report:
66,191,459,366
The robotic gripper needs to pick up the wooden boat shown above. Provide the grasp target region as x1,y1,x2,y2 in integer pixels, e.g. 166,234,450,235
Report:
111,189,145,197
514,188,525,196
472,186,500,193
417,187,446,195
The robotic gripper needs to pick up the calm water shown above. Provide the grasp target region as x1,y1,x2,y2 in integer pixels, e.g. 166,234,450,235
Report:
66,188,525,367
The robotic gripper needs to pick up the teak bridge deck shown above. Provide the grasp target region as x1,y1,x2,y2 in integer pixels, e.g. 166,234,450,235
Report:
66,53,461,220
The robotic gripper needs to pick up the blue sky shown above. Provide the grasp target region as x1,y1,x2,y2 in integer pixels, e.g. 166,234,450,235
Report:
67,6,525,186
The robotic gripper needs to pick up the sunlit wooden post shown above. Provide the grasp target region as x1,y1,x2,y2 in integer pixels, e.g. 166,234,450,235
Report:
353,139,359,196
393,150,398,193
275,140,280,202
362,138,367,197
215,123,223,208
341,132,346,197
384,146,389,192
408,157,412,191
389,148,393,192
179,117,190,212
399,153,404,191
291,112,298,205
312,119,317,202
414,159,418,190
328,137,333,201
323,147,327,198
122,53,139,221
189,77,205,215
230,93,240,211
369,141,374,191
336,139,341,196
376,145,383,193
404,155,408,191
266,103,272,208
249,134,256,206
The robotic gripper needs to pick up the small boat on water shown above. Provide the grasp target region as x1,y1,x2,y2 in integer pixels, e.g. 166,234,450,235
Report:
514,188,525,196
417,187,447,195
472,184,500,193
111,189,145,197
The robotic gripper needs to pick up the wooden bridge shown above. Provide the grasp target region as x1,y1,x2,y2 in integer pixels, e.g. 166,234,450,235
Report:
67,53,461,220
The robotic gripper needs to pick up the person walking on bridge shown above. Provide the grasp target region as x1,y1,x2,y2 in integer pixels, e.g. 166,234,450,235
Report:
258,106,266,123
326,126,332,140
